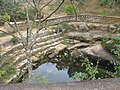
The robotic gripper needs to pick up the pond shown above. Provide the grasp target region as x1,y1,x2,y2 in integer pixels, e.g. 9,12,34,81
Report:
32,63,75,83
31,49,119,83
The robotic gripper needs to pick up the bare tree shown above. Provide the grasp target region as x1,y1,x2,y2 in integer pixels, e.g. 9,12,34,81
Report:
69,0,84,21
1,0,65,81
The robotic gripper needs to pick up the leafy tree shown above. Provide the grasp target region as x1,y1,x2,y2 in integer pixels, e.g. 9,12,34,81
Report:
0,0,26,21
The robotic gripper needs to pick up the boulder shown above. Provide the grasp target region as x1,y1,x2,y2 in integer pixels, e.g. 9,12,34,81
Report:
81,44,119,62
68,42,90,50
65,31,119,42
65,32,92,42
48,44,67,58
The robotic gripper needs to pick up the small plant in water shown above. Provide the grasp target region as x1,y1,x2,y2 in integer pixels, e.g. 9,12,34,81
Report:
72,58,99,81
107,61,120,78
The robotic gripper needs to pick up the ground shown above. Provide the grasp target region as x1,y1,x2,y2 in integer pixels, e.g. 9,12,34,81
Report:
0,78,120,90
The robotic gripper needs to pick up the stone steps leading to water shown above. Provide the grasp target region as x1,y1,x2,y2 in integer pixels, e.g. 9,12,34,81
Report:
0,29,54,50
13,39,64,66
6,42,66,83
1,32,62,56
3,35,63,57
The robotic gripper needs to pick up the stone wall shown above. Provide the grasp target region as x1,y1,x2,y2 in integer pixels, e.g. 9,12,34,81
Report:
3,15,120,32
68,22,117,32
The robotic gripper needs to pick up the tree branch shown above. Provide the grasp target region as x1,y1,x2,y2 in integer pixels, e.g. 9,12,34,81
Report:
41,0,65,23
41,0,53,10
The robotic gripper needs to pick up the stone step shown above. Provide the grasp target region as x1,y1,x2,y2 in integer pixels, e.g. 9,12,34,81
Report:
16,59,28,70
15,43,65,73
33,37,63,49
0,29,53,52
5,42,65,82
34,29,54,38
1,44,23,56
36,32,62,43
17,66,28,81
1,32,62,56
16,43,66,73
13,40,64,65
9,36,63,57
32,40,64,55
16,56,39,71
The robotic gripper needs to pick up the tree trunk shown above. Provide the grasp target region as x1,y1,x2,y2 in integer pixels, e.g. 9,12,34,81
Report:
70,1,78,21
26,53,33,82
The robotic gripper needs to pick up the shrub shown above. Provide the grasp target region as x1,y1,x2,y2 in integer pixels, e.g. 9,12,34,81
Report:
63,4,75,15
0,55,16,83
100,9,109,16
0,0,26,21
100,0,120,7
2,14,10,22
101,36,120,59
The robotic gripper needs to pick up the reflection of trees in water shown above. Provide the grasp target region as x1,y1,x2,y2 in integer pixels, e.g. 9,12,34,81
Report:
49,49,115,79
50,49,86,77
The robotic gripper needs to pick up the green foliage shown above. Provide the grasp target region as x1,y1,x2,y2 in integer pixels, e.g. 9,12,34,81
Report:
107,61,120,77
0,15,4,25
2,14,10,22
72,53,100,81
102,36,120,59
82,59,99,80
63,4,75,15
28,7,37,20
0,0,26,22
77,0,85,5
113,24,120,33
100,9,108,16
72,72,88,80
0,56,16,83
100,0,120,7
48,5,55,11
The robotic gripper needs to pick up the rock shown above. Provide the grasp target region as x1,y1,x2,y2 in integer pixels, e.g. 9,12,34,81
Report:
109,25,119,33
65,32,92,42
79,22,89,32
65,31,120,42
100,24,109,31
81,44,119,62
87,23,101,30
54,44,67,52
68,42,90,50
90,31,111,40
48,44,67,58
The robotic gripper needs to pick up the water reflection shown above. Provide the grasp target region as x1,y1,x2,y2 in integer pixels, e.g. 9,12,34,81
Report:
32,63,75,83
32,49,114,83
